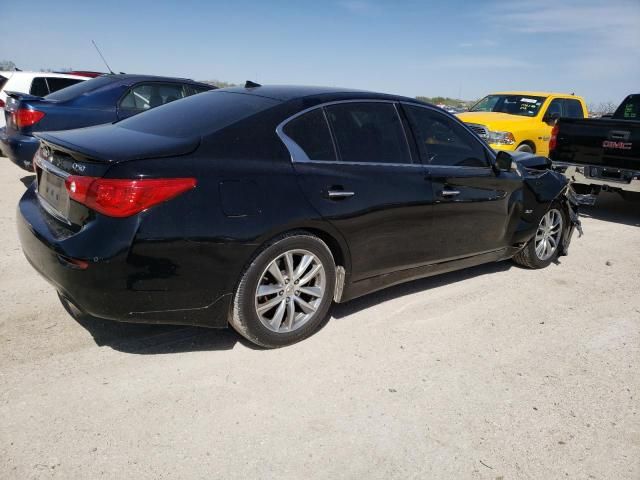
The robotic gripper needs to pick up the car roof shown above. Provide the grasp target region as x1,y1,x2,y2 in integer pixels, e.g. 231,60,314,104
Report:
492,91,581,98
100,73,204,84
215,84,420,103
0,71,88,80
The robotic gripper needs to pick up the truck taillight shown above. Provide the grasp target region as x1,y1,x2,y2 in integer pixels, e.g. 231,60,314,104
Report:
15,108,45,128
64,176,197,218
549,124,559,153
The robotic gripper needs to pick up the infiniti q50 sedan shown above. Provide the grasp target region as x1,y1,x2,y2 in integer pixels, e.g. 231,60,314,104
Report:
17,85,581,347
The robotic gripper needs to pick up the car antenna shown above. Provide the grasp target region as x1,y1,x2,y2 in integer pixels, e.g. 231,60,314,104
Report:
91,40,115,75
245,80,261,88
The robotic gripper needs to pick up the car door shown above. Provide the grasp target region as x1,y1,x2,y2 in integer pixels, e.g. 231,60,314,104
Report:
280,101,435,281
403,103,522,263
117,82,187,120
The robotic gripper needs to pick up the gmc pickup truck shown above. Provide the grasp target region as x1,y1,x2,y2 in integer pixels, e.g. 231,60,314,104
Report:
550,94,640,201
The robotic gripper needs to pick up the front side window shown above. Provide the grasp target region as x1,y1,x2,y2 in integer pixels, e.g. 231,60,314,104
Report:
119,83,187,112
30,77,49,96
470,95,546,117
324,102,411,164
562,99,584,118
546,99,563,118
282,108,336,161
405,105,489,167
45,77,84,94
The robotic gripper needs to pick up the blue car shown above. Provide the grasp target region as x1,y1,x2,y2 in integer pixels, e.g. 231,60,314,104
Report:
1,74,213,170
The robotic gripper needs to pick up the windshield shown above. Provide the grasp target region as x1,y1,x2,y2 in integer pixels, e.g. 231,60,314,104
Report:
45,75,115,102
117,90,279,138
470,95,546,117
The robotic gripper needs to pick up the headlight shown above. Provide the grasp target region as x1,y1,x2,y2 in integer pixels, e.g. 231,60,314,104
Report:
487,130,515,145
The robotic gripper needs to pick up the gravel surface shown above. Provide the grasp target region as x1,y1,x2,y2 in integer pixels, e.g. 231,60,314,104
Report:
0,158,638,479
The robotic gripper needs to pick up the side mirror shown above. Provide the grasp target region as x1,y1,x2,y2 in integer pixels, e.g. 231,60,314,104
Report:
544,112,560,125
494,150,516,173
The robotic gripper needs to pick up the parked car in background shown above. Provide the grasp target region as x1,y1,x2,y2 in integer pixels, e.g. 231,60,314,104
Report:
17,85,581,348
1,74,213,170
550,94,640,201
0,71,87,128
457,92,588,156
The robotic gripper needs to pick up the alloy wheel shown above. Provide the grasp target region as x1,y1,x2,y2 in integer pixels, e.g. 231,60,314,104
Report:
254,249,326,333
534,208,563,261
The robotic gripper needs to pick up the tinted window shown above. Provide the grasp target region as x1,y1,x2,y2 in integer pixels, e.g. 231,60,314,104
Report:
117,90,278,138
562,99,584,118
324,102,411,164
45,75,116,101
0,75,8,91
405,105,488,167
30,77,49,96
119,83,187,112
46,77,83,94
546,99,563,118
613,95,639,119
189,85,213,95
283,109,336,161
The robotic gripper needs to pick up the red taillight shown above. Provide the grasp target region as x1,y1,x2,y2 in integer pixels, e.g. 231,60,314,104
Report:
0,99,5,108
64,177,197,218
15,108,45,128
549,124,559,153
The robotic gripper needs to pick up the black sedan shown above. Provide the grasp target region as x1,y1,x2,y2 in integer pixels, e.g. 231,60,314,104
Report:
17,85,580,347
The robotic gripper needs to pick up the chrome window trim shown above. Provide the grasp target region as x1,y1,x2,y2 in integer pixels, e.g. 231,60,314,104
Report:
275,99,419,168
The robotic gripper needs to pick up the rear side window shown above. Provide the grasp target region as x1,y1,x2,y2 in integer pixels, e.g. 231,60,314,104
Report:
614,95,639,119
46,77,83,94
117,90,279,138
405,105,489,167
282,109,336,161
30,77,49,96
546,99,563,118
45,75,115,101
119,83,187,112
563,99,584,118
324,102,411,164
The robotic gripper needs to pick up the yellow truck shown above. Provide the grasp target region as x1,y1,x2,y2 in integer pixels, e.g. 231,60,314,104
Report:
457,91,588,156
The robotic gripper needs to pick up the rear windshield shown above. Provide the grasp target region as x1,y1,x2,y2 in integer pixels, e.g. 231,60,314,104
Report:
614,95,639,120
116,90,279,138
45,75,115,101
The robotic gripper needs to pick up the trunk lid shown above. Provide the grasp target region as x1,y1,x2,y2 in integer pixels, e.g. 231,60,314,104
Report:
35,123,200,163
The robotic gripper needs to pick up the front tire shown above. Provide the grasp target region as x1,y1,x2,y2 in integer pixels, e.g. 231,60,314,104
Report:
513,205,567,269
230,232,336,348
516,143,534,154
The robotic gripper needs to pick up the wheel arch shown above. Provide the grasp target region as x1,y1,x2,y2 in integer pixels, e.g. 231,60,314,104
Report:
517,140,536,153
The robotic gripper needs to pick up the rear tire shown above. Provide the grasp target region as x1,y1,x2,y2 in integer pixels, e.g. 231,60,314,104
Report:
230,232,336,348
513,204,567,269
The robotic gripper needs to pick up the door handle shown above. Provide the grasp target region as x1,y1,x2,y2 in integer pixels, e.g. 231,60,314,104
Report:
327,190,355,199
441,189,461,197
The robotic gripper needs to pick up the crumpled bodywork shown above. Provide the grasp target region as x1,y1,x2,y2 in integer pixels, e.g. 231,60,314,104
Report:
515,154,583,256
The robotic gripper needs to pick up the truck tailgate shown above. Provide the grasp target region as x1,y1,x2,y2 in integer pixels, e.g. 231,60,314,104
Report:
552,118,640,171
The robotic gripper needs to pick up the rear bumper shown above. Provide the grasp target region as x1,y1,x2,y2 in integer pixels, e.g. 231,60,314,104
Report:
553,162,640,193
0,129,39,171
17,185,232,328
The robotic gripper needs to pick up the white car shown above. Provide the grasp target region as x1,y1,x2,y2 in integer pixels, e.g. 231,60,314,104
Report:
0,71,88,128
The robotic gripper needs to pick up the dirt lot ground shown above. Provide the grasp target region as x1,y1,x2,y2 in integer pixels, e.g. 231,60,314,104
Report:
0,157,638,480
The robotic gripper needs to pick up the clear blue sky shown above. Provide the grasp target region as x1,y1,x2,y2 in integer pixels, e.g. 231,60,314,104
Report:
1,0,638,104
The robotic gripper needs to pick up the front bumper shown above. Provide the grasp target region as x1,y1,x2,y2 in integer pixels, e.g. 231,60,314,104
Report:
553,162,640,194
0,128,39,171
